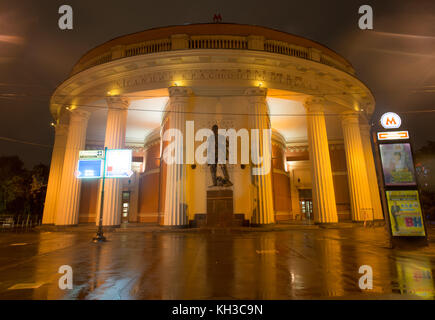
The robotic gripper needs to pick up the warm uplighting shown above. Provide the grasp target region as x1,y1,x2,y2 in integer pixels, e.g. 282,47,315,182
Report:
107,89,120,96
173,81,184,87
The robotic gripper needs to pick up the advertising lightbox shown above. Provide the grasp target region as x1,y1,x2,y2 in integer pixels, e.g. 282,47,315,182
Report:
77,150,104,179
379,143,416,186
77,159,103,179
386,190,425,237
105,149,133,178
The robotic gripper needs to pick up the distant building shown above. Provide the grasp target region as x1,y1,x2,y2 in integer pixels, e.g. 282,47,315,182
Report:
42,23,383,227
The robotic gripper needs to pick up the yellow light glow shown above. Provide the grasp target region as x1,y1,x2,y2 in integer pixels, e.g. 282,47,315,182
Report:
353,101,360,111
173,80,185,87
107,89,120,96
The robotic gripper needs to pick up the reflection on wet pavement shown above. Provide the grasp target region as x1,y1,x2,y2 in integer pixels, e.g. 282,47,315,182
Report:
0,227,434,299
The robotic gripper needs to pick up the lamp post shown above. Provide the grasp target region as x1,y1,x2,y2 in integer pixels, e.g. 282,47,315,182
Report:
93,146,107,243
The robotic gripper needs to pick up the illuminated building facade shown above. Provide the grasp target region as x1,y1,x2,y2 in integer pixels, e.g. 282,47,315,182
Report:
42,23,383,227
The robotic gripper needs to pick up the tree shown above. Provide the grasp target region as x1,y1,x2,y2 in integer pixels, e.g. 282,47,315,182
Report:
0,157,48,218
0,156,25,213
29,163,49,218
3,175,28,214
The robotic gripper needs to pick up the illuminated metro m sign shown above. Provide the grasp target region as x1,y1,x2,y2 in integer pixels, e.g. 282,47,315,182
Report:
380,112,401,129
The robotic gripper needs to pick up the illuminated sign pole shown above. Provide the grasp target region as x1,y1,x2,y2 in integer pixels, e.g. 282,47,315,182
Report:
373,112,428,247
77,148,133,243
93,147,108,243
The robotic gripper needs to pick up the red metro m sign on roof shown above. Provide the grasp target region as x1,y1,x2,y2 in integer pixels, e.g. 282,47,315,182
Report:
380,112,402,129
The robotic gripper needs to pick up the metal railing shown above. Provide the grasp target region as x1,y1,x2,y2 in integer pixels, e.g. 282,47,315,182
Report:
70,34,354,75
189,36,247,49
0,215,42,232
264,40,309,59
125,38,172,57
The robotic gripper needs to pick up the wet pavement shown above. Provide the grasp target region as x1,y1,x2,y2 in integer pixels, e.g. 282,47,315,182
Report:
0,225,434,300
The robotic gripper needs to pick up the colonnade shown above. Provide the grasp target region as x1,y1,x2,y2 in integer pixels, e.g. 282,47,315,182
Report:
304,99,383,223
42,87,382,227
44,96,130,226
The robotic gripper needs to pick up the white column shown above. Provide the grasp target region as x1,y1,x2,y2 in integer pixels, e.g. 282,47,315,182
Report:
246,87,275,225
341,111,373,221
360,121,384,220
100,95,129,226
305,99,338,223
55,109,91,225
42,124,68,224
163,86,190,227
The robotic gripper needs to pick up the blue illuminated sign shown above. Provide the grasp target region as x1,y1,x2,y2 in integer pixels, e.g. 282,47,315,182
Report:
77,159,103,179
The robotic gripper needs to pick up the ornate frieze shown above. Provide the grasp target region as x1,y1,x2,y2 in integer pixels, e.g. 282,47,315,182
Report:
113,68,320,92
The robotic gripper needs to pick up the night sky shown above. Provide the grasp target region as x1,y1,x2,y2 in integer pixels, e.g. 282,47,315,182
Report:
0,0,434,168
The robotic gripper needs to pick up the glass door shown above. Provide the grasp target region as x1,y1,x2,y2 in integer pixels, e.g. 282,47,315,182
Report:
121,191,130,223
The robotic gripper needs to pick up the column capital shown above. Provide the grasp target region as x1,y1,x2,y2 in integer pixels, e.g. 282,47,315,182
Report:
359,122,372,136
54,123,69,136
340,111,360,125
106,95,130,110
304,97,326,112
69,108,91,122
168,86,192,97
244,87,267,97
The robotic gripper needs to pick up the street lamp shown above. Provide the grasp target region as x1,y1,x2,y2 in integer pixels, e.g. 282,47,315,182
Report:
93,147,107,243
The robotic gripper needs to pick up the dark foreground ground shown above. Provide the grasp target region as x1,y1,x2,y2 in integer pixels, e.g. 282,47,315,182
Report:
0,224,434,300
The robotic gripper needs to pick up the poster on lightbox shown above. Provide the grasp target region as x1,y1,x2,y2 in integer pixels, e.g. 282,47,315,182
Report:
386,190,425,237
105,149,133,178
379,143,417,186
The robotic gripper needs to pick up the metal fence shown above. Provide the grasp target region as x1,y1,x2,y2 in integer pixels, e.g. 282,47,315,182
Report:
0,215,42,232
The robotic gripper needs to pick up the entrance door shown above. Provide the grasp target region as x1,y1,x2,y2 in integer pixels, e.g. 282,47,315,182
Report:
300,200,313,220
121,191,130,223
298,189,313,220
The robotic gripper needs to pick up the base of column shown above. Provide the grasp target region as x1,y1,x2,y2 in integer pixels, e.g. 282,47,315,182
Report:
162,225,189,229
53,224,79,227
250,223,276,227
351,220,386,225
315,222,341,227
101,224,121,228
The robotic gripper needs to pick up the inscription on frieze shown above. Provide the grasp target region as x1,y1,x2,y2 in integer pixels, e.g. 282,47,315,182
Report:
114,69,319,91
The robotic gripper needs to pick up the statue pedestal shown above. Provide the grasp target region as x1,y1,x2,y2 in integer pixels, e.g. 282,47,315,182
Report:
189,187,248,228
206,188,233,227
